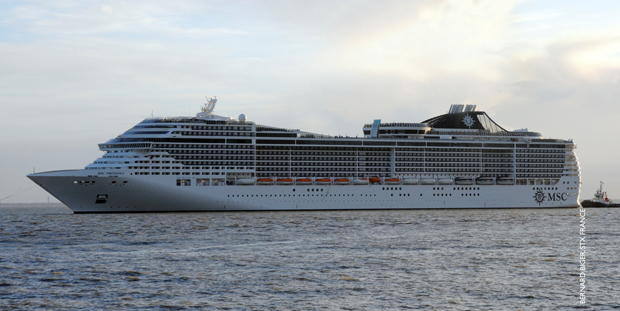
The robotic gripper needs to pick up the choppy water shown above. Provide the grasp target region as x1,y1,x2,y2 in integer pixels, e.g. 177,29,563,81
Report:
0,206,617,310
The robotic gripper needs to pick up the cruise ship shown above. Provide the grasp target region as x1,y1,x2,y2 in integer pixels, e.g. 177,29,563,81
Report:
28,98,581,213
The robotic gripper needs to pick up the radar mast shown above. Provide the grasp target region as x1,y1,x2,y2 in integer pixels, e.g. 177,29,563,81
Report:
202,96,217,114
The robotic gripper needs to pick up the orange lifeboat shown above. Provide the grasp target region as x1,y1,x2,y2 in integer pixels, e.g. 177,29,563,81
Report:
295,178,313,185
334,178,351,185
315,178,332,185
257,178,274,185
277,178,294,185
369,177,381,183
384,178,401,185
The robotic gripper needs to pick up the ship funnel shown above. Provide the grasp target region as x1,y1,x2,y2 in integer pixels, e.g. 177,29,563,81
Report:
464,104,477,112
448,104,464,114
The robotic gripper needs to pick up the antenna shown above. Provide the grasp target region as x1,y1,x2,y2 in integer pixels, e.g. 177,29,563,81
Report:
202,96,217,114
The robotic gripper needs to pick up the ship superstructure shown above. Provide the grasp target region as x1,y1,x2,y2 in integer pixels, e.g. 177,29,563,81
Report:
28,99,581,213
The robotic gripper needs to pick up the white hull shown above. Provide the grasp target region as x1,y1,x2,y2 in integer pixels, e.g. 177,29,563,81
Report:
28,170,580,213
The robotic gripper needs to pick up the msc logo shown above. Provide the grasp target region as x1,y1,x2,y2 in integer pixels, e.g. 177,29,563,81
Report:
533,189,569,205
462,114,476,128
533,190,545,205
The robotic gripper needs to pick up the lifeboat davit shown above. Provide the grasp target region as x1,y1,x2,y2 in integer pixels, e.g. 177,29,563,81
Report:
476,177,494,185
277,178,294,185
257,178,274,185
420,178,436,185
353,178,369,185
384,178,401,185
295,178,313,185
497,177,515,185
438,178,454,185
315,178,332,185
334,178,351,185
236,178,255,185
403,179,419,185
455,177,474,185
369,177,382,184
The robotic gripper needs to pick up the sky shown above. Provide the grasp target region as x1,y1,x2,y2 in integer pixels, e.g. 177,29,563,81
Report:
1,0,620,203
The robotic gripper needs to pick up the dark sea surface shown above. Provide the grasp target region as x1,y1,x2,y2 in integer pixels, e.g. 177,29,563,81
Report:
0,206,617,310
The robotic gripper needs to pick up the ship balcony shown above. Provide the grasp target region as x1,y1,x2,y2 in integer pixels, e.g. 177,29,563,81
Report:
99,142,152,151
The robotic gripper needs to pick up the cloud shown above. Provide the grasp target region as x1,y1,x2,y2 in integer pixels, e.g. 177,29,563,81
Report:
101,5,113,14
4,1,247,37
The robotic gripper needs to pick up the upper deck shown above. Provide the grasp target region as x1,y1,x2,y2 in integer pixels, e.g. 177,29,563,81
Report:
89,99,578,183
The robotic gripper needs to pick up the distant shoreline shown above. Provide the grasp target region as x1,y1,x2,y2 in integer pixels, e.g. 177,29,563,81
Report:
0,203,67,208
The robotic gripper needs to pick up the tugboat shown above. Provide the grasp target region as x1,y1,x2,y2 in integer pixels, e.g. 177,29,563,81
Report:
581,182,620,207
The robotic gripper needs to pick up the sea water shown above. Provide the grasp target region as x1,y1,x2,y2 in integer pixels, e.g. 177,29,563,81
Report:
0,206,617,310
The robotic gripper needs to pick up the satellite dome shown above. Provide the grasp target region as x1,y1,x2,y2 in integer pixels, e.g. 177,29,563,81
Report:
238,114,247,122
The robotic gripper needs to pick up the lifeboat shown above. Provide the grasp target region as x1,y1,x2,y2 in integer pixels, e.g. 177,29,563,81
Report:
420,178,436,185
476,177,494,185
369,177,382,184
384,178,401,185
352,178,369,185
438,178,454,185
497,177,515,185
334,178,351,185
315,178,332,185
455,177,474,185
257,178,275,185
295,178,313,185
236,178,255,185
277,178,294,185
403,178,419,185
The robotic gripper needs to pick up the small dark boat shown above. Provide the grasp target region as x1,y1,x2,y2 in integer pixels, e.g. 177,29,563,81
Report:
581,181,620,207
